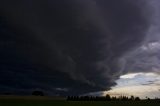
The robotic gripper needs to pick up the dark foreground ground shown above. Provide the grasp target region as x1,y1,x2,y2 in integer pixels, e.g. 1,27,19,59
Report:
0,96,160,106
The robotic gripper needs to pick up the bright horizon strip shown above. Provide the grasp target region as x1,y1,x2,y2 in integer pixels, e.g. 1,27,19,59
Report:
103,72,160,99
120,72,158,79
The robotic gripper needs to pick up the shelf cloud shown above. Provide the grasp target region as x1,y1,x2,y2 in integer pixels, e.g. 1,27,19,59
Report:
0,0,153,95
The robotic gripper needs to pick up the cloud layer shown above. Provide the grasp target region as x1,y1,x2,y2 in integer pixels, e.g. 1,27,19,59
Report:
0,0,152,95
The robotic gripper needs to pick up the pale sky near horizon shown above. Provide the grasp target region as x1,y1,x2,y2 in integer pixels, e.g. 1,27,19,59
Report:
104,72,160,99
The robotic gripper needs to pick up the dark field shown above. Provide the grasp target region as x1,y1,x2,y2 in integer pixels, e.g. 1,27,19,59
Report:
0,96,160,106
0,100,159,106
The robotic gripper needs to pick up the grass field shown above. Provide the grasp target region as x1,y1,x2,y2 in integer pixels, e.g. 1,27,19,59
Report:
0,96,160,106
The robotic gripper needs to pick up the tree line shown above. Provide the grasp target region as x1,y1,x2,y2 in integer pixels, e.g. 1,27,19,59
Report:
67,94,141,101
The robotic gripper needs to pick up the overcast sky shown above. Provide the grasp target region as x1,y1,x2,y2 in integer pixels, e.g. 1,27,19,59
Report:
0,0,160,97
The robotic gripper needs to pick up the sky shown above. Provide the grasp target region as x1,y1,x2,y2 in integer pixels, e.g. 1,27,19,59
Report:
104,72,160,99
0,0,160,98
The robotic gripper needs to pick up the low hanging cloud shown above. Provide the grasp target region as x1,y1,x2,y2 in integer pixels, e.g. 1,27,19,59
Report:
0,0,152,95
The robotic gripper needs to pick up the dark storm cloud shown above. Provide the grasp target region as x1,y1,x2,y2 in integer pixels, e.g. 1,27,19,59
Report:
118,0,160,76
0,0,151,95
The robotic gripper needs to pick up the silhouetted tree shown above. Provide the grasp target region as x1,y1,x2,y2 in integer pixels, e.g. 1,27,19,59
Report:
121,96,129,101
135,97,140,101
130,95,135,101
32,90,44,96
146,96,150,101
111,96,117,101
3,92,12,95
105,94,111,101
